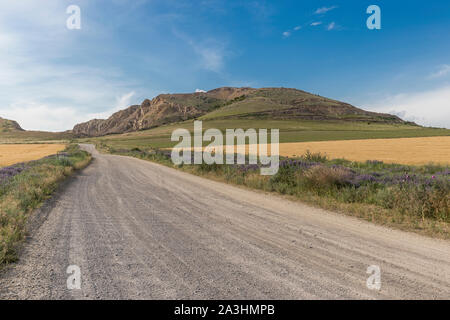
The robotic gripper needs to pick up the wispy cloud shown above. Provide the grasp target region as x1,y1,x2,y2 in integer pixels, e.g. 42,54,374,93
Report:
428,64,450,79
116,91,136,109
287,6,338,34
282,25,302,38
196,46,225,72
195,89,207,93
0,1,141,131
315,6,338,15
327,22,336,30
173,29,227,73
1,1,234,131
85,91,137,120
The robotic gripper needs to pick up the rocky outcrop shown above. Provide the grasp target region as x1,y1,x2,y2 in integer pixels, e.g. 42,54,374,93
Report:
72,89,237,137
72,87,409,137
72,95,209,137
0,117,24,132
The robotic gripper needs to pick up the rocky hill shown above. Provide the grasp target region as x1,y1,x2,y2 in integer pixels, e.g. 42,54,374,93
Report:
72,87,407,137
0,117,24,133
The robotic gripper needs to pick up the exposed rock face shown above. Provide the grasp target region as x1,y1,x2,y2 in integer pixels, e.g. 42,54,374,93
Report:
72,87,408,137
72,90,233,137
0,117,24,132
72,97,206,137
73,105,141,137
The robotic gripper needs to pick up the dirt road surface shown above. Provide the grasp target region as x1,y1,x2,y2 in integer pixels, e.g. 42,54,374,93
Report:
1,144,449,299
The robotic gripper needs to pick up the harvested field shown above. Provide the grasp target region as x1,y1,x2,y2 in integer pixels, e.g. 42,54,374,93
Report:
275,136,450,165
0,144,66,167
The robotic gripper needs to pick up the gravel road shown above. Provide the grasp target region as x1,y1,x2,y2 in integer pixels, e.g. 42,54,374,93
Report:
1,144,449,299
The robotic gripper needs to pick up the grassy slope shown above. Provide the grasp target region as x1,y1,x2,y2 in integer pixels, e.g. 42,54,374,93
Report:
83,118,450,149
201,87,402,122
0,145,91,266
200,97,289,119
0,130,74,144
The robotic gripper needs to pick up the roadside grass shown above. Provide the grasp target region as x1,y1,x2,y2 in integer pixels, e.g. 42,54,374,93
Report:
0,145,91,266
97,142,450,239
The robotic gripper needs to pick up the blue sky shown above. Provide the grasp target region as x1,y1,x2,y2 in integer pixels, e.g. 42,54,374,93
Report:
0,0,449,130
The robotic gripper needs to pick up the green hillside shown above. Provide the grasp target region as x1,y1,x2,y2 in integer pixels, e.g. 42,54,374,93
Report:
72,87,410,137
85,118,450,150
200,88,403,123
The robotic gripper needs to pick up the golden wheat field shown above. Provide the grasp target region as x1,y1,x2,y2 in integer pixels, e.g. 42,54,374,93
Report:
0,144,66,167
261,136,450,165
184,136,450,165
276,136,450,165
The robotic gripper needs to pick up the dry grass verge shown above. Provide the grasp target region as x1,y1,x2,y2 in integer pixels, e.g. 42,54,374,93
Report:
0,145,91,266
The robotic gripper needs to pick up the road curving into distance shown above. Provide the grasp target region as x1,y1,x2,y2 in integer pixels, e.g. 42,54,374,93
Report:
1,144,449,299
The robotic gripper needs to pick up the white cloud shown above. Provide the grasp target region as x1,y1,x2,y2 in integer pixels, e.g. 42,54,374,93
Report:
428,64,450,79
0,91,137,132
364,85,450,128
90,91,137,119
195,89,207,93
315,6,338,15
282,25,302,38
0,1,139,132
0,102,88,132
311,22,322,26
327,22,336,30
115,91,136,110
197,47,225,72
173,29,227,73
